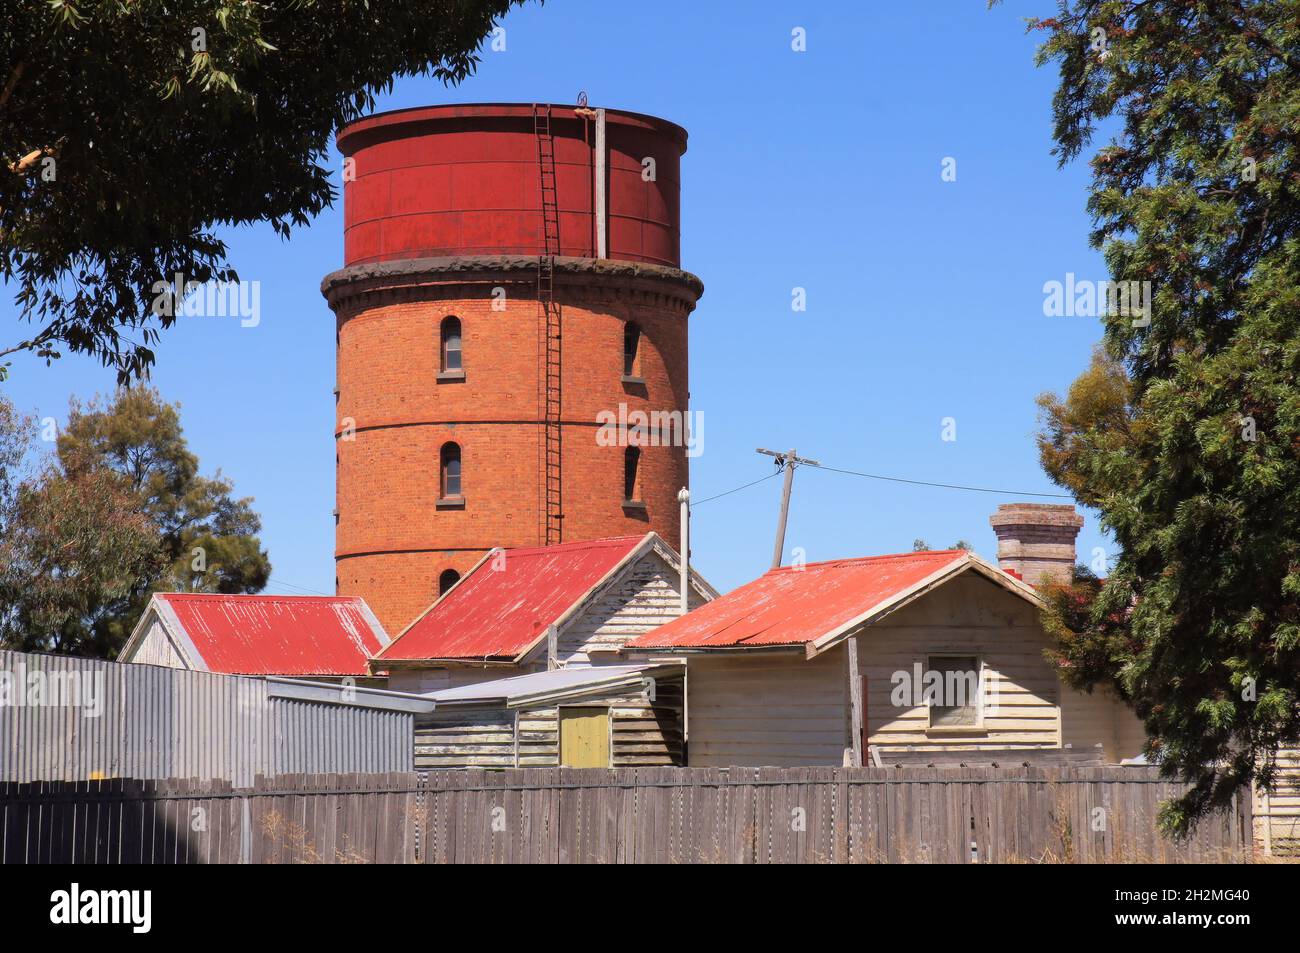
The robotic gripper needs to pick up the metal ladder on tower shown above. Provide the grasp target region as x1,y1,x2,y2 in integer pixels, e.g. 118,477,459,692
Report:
533,103,563,546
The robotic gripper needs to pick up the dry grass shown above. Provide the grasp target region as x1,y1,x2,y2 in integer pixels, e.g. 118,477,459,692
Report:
259,808,370,864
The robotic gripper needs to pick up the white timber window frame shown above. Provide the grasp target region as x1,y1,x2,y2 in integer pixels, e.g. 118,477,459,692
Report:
924,653,988,736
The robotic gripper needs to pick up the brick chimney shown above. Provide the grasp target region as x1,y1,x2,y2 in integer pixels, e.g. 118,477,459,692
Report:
989,503,1083,586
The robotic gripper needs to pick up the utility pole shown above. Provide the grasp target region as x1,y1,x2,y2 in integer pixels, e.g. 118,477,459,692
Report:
756,448,820,570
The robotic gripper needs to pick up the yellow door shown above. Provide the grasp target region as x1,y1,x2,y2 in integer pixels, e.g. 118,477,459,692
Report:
559,707,610,767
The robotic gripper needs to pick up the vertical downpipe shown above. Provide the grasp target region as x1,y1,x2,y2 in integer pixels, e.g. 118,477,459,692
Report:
677,488,690,615
594,108,607,259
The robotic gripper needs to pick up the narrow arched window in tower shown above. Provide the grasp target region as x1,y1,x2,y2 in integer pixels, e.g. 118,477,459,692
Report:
623,321,641,379
624,445,641,503
440,442,462,499
441,316,463,374
438,568,460,596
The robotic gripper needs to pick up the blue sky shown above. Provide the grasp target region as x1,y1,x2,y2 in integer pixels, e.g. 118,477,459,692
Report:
0,0,1114,596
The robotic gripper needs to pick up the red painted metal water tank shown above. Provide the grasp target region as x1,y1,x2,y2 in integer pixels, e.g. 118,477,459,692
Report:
337,103,687,267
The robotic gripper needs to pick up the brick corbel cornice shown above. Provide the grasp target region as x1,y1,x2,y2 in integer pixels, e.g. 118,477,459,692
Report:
321,255,704,315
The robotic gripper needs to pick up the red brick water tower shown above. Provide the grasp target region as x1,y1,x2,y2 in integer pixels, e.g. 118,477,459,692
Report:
321,104,703,633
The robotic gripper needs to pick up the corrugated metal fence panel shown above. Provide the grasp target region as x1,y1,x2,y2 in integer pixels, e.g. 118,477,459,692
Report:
273,698,413,776
0,650,411,783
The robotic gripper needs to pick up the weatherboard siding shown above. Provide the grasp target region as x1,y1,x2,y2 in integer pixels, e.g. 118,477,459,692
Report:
687,648,849,768
130,613,190,669
1059,684,1148,763
413,678,685,769
1059,685,1124,761
415,709,518,768
611,679,685,766
555,550,707,665
686,573,1149,766
381,549,705,687
862,573,1107,753
1255,744,1300,856
1116,700,1149,758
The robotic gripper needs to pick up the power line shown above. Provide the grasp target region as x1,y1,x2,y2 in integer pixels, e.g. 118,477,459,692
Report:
691,470,782,506
804,462,1072,499
269,577,332,597
692,460,1071,508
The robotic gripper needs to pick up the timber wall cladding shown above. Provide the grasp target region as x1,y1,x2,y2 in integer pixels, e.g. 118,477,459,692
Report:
0,766,1255,864
1256,743,1300,857
413,678,686,769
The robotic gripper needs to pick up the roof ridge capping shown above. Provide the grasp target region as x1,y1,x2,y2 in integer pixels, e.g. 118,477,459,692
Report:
489,534,648,559
802,551,1042,658
157,592,365,602
628,550,1040,655
770,549,968,573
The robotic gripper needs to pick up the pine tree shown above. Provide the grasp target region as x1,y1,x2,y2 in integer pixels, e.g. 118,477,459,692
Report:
1014,0,1300,832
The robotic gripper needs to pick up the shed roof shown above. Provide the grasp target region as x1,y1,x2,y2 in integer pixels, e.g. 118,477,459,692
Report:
378,536,650,663
129,593,389,676
427,662,684,709
629,550,1042,657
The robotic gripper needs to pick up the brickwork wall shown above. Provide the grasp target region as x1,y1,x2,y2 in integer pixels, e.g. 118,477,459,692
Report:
328,263,698,633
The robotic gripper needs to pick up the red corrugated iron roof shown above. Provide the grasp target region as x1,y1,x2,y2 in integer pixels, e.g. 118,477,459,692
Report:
378,536,647,662
629,550,973,649
157,593,386,676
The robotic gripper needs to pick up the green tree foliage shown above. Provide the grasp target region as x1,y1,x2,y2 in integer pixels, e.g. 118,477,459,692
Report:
0,0,524,380
912,538,975,552
0,397,159,654
1036,345,1136,505
0,387,269,656
1039,564,1137,700
1015,0,1300,832
0,463,161,656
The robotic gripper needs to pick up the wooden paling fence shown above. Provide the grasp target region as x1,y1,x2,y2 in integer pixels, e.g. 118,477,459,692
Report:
0,766,1253,864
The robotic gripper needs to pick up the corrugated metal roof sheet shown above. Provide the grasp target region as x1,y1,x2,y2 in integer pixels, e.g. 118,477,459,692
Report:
629,551,972,649
158,593,386,676
379,536,646,662
428,662,682,707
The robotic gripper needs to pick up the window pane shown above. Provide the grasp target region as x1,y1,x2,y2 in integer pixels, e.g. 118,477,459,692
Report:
929,656,980,727
442,444,461,498
623,324,639,377
442,319,462,371
624,446,639,500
